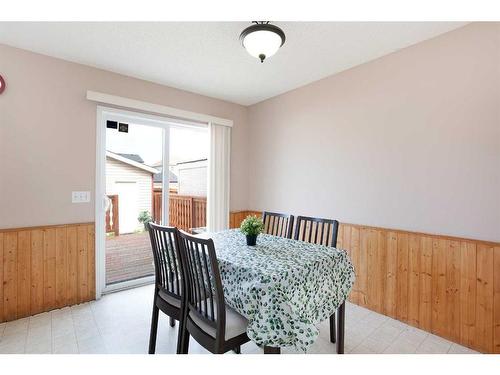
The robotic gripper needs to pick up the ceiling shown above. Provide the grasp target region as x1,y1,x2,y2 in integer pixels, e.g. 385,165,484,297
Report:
0,22,467,105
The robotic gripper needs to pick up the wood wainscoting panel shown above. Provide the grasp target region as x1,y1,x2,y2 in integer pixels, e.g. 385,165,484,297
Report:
43,228,57,313
336,223,499,354
446,240,461,343
88,225,96,302
407,234,421,327
67,226,79,306
396,233,409,323
30,229,45,315
494,246,500,354
17,231,31,320
432,238,448,338
349,227,362,305
77,225,89,303
419,236,433,332
357,228,369,308
0,233,3,322
0,223,95,323
3,232,18,321
385,231,398,318
229,211,262,229
229,210,500,353
475,244,494,353
460,242,477,349
55,226,68,309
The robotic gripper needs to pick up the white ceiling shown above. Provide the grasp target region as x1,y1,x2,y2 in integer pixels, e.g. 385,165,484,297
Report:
0,22,467,105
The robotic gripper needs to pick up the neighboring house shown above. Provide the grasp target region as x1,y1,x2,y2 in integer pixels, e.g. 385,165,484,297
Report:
176,159,207,197
106,151,158,234
151,162,178,192
151,159,207,197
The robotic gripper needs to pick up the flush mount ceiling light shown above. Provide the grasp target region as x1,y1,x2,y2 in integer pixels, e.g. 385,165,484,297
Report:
240,21,286,63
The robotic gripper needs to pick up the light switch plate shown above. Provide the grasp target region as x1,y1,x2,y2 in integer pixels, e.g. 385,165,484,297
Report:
72,191,91,203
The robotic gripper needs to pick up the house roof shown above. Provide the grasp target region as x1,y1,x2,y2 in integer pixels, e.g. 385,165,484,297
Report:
106,151,158,174
117,153,144,164
152,158,206,183
153,170,178,184
176,158,207,165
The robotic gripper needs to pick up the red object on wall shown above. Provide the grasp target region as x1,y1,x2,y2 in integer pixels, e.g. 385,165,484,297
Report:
0,75,5,94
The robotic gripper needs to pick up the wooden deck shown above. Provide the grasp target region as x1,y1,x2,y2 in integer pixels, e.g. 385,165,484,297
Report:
104,192,207,285
105,232,154,285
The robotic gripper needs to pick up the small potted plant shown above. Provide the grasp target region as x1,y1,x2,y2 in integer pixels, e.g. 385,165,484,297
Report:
138,210,153,231
240,215,264,246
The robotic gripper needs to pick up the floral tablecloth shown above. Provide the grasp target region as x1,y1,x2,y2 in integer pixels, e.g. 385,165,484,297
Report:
210,229,355,352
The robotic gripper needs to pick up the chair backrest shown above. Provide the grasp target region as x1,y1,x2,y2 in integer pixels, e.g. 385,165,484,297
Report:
177,230,226,337
294,216,339,247
147,223,183,299
262,211,294,238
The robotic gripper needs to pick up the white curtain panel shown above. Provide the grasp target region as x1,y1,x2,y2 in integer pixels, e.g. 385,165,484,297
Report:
206,122,231,232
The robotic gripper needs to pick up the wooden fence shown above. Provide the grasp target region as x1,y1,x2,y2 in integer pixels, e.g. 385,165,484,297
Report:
153,190,162,224
106,191,206,235
153,191,207,232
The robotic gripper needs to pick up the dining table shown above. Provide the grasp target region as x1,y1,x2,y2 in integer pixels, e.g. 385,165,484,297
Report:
205,229,355,354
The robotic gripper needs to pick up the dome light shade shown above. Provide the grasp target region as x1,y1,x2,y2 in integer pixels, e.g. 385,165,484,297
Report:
240,22,285,63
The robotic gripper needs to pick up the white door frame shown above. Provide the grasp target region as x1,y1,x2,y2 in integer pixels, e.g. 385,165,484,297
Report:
95,106,177,297
90,91,232,299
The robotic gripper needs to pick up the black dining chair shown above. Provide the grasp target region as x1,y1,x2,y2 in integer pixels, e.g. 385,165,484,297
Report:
293,215,341,346
147,222,185,354
293,215,339,247
177,230,250,354
262,211,294,238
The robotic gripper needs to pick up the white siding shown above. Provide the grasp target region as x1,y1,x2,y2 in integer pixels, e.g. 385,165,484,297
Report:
177,160,207,197
106,158,152,233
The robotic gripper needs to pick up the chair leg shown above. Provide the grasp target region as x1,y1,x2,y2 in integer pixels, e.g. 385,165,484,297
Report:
336,302,345,354
329,313,336,343
179,321,190,354
169,316,175,327
233,345,241,354
176,316,185,354
148,304,159,354
181,332,190,354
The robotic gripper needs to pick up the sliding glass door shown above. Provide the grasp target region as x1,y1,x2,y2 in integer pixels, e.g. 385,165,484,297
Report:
96,107,208,295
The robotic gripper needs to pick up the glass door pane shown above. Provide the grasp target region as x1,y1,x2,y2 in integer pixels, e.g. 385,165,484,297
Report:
168,125,209,233
104,121,164,287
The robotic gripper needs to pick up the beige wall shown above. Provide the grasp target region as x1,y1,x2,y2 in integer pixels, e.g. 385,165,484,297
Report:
2,23,499,242
247,23,500,242
0,44,248,229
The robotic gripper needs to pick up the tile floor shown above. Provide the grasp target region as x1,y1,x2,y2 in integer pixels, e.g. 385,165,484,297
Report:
0,284,479,354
